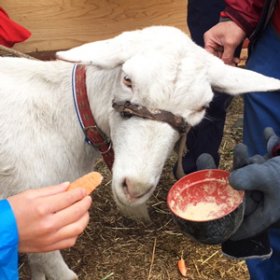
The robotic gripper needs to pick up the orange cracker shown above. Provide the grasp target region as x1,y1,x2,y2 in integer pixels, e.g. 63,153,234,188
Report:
68,171,103,195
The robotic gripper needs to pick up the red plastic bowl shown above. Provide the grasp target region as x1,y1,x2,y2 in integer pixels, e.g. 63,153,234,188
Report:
167,169,244,244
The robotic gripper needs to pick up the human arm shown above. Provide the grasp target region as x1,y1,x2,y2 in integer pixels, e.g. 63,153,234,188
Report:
0,199,20,279
203,0,265,65
7,182,92,253
204,21,246,65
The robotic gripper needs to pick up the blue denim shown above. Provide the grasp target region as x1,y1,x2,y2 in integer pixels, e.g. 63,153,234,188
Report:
244,25,280,280
244,25,280,156
246,228,280,280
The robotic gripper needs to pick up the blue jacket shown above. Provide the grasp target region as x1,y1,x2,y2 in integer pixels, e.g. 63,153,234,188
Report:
0,199,19,279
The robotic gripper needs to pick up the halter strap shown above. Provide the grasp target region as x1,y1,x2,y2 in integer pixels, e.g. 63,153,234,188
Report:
72,64,114,171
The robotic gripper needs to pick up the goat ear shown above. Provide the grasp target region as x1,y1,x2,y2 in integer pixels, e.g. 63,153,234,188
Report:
56,30,141,68
206,52,280,95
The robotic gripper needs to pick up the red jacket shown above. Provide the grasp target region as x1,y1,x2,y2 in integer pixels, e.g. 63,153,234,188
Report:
0,7,31,47
221,0,280,37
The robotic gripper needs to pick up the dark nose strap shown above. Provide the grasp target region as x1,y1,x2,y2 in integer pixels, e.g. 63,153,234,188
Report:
112,100,190,179
112,100,188,134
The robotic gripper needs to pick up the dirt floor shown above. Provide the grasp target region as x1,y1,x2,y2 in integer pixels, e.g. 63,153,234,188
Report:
19,96,248,280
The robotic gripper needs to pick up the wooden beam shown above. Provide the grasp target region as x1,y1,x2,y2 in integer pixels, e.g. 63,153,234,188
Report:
2,0,188,53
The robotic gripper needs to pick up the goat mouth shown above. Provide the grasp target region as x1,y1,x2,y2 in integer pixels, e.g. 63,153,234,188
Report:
126,187,152,202
114,185,155,207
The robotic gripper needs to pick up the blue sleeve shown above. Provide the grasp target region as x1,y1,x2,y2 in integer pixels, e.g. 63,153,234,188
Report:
0,199,19,280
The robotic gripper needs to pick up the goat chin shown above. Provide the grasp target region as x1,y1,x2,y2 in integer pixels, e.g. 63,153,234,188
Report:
117,202,151,222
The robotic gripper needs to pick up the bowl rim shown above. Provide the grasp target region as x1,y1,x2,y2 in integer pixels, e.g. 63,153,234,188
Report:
167,169,244,222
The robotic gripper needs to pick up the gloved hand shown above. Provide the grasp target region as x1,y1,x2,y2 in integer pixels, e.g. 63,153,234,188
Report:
226,127,280,221
229,129,280,240
196,127,280,260
196,152,272,260
197,128,280,259
198,127,280,235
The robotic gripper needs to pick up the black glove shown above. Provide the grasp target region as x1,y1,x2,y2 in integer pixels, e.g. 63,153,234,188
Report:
221,232,271,260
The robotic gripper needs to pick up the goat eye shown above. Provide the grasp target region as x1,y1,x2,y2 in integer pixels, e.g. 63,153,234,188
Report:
123,75,132,88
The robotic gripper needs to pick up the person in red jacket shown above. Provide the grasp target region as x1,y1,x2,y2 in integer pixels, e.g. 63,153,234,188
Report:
203,0,280,279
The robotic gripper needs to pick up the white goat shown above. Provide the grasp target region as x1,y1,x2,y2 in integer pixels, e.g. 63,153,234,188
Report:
1,26,280,279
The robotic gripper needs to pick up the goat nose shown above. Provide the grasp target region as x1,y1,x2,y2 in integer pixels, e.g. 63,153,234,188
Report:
122,178,152,200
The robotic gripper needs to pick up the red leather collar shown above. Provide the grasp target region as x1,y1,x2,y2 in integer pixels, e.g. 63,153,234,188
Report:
72,64,114,171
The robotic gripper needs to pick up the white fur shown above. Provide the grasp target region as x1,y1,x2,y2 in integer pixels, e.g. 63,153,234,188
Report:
1,26,280,279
